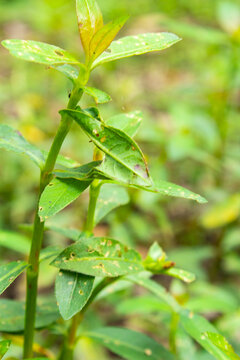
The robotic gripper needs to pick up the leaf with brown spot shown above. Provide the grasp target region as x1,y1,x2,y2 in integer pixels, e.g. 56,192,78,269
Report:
51,237,143,277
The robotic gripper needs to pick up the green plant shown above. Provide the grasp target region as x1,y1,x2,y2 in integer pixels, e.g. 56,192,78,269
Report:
0,1,239,360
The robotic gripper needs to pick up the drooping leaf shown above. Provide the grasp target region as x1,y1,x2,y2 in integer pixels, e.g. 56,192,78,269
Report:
106,111,143,137
42,150,80,169
0,230,30,254
38,178,91,221
83,86,111,104
51,236,144,277
76,0,103,56
55,271,94,320
0,340,11,359
54,161,101,180
84,327,175,360
204,332,240,360
0,298,59,332
60,109,152,186
95,184,129,224
180,309,233,360
2,39,80,65
0,261,28,295
92,32,181,68
0,124,44,168
126,274,180,312
89,16,128,62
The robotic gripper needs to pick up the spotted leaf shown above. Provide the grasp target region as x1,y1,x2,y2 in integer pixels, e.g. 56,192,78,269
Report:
60,109,152,186
0,261,28,295
204,332,240,360
55,271,94,320
51,236,144,277
89,16,128,62
92,32,181,68
76,0,103,56
84,327,175,360
180,309,234,360
2,39,80,65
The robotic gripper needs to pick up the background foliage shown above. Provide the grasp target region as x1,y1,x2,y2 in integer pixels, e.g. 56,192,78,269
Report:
0,0,240,359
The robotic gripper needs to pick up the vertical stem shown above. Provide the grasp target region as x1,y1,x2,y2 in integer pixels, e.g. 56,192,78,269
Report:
83,180,101,233
169,312,179,355
23,83,84,359
59,179,101,360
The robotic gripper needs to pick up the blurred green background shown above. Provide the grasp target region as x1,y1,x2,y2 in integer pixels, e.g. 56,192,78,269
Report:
1,0,240,359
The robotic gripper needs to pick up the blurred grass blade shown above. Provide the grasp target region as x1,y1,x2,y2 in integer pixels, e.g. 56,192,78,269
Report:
0,299,59,332
0,230,30,254
76,0,103,57
2,40,80,65
89,16,128,62
55,271,94,320
84,327,175,360
38,178,91,221
0,124,44,168
0,261,28,295
92,32,181,68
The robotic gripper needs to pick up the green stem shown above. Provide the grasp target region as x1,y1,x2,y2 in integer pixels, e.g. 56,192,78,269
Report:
83,180,101,233
59,179,101,360
23,81,85,359
169,312,179,355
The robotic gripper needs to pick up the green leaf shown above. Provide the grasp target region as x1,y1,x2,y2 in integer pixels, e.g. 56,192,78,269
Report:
52,64,79,82
60,109,152,186
0,298,59,332
83,86,112,104
51,236,144,277
46,225,84,241
126,274,180,312
0,230,30,254
92,32,181,68
204,332,240,360
54,161,100,180
0,340,11,359
89,16,128,62
84,327,175,360
94,157,207,204
95,184,129,225
2,39,80,65
117,295,172,315
38,178,91,221
164,267,196,283
0,124,44,168
106,111,143,137
76,0,103,56
0,261,28,295
40,246,62,262
180,309,232,360
55,271,94,320
42,151,80,169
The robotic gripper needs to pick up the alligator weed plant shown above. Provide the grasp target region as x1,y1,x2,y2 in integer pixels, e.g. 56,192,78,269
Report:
0,1,238,360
